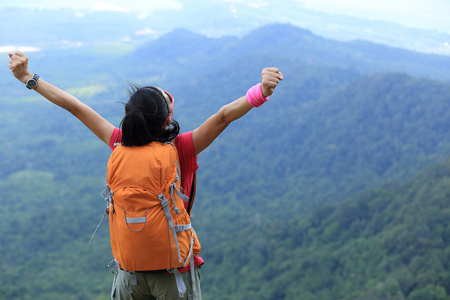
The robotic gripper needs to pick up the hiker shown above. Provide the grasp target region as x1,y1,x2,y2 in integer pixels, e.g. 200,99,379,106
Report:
8,51,283,300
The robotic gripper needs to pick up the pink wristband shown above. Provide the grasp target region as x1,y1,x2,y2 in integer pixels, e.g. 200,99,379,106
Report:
246,83,269,108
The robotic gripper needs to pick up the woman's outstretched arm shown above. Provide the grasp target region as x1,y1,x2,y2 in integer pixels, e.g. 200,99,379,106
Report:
192,67,283,155
8,51,115,145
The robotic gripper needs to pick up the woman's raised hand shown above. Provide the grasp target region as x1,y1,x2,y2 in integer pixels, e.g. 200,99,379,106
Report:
8,51,33,83
261,67,283,98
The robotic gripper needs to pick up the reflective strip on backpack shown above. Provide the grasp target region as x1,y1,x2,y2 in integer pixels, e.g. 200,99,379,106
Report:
126,217,146,224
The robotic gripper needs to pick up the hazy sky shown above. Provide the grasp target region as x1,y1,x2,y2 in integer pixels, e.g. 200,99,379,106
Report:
299,0,450,32
1,0,449,33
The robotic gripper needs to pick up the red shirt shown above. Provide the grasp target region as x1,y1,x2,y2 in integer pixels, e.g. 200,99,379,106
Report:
109,128,204,271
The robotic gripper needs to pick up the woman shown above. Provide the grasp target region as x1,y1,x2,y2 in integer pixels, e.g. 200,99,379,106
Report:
8,51,283,300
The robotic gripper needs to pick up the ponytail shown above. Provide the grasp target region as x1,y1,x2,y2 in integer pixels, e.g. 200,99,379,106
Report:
120,85,180,146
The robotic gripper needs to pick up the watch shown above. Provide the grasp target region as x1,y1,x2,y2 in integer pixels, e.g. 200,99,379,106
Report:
26,74,40,90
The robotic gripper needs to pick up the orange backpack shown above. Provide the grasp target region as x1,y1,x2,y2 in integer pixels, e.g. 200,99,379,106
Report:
104,142,194,272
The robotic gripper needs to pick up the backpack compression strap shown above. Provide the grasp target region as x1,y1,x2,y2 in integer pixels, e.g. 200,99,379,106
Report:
89,185,114,244
158,194,188,264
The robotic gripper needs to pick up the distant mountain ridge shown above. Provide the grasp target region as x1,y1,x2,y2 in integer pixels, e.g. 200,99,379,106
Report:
128,24,450,82
1,2,449,56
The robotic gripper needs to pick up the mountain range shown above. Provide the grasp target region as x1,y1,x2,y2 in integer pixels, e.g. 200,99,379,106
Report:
1,1,450,56
0,23,449,299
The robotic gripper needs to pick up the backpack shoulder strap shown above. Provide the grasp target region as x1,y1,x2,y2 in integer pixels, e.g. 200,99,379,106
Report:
186,172,197,216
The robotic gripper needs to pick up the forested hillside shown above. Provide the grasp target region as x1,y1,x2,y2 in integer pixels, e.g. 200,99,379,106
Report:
203,158,450,300
0,24,449,299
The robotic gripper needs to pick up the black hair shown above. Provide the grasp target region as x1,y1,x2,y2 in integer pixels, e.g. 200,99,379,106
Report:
120,84,180,146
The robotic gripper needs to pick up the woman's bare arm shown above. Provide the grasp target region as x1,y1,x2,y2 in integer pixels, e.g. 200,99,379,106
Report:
192,67,283,155
8,51,114,145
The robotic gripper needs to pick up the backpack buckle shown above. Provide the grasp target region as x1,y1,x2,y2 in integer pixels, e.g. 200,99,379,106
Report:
158,194,169,207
